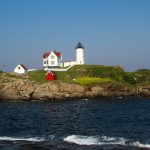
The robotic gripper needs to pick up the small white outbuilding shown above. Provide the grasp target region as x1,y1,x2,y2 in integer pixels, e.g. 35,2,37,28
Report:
14,64,28,74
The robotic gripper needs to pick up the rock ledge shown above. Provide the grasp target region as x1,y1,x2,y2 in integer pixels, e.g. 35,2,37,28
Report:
0,79,150,101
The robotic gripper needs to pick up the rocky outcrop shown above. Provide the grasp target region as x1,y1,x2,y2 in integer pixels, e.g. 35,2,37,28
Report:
137,85,150,97
0,79,86,101
0,78,150,101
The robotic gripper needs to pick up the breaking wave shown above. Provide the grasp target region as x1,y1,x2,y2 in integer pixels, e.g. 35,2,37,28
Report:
131,141,150,148
0,136,45,142
64,135,150,149
64,135,126,145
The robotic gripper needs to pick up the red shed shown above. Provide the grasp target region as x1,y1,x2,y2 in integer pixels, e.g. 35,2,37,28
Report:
46,71,57,81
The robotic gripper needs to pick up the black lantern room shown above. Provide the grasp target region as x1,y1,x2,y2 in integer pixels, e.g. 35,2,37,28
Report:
75,42,84,49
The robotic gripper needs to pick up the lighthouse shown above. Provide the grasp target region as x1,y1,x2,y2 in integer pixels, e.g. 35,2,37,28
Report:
75,42,84,65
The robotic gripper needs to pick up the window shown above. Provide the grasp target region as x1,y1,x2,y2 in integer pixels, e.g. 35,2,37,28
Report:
18,67,20,70
51,55,55,59
51,61,55,65
44,61,48,64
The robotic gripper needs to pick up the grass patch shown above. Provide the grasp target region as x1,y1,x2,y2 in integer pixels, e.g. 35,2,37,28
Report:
28,70,47,83
59,64,125,81
5,74,25,79
1,65,150,86
27,66,150,85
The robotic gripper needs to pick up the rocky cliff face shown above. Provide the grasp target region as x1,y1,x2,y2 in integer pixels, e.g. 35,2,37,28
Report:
0,78,150,101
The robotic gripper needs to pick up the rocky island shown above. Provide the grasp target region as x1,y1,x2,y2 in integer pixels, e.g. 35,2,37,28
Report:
0,65,150,101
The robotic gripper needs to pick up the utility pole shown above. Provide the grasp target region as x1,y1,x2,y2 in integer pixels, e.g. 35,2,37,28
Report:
1,65,7,72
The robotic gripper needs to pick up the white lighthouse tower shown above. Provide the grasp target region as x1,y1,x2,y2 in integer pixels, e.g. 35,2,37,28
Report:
75,42,84,65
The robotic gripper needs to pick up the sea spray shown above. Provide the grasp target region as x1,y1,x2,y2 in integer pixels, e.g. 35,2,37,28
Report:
64,135,150,149
0,136,45,142
64,135,127,146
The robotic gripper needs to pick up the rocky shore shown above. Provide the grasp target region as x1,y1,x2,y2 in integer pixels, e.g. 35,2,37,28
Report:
0,78,150,101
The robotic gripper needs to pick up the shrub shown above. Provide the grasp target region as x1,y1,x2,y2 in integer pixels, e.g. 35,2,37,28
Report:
75,77,116,87
122,73,136,85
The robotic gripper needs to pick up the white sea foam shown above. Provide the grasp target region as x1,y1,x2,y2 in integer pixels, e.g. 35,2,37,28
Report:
99,136,126,145
0,136,45,142
63,135,126,146
64,135,150,149
64,135,99,145
82,98,89,101
131,141,150,148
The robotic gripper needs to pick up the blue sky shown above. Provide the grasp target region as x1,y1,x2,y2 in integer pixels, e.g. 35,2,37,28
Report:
0,0,150,72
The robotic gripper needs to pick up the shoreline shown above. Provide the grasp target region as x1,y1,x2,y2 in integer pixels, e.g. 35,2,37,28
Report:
0,97,149,103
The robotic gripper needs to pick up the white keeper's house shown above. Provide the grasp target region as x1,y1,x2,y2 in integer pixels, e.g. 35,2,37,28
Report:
43,51,62,70
43,42,85,71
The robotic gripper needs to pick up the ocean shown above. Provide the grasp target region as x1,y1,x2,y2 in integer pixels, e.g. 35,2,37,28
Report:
0,98,150,150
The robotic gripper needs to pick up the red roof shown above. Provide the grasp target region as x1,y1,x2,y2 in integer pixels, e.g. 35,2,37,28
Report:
20,64,28,70
43,51,61,58
54,51,61,58
43,52,50,58
46,70,56,75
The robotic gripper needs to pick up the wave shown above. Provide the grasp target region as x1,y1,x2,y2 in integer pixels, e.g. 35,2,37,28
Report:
0,136,45,142
64,135,126,145
1,135,150,149
64,135,150,149
131,141,150,148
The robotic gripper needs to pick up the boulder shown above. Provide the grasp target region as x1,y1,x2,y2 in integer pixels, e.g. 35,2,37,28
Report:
32,84,54,100
1,87,19,100
91,86,103,96
47,82,60,92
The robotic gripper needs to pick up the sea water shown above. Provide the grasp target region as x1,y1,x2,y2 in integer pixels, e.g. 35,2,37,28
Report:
0,98,150,150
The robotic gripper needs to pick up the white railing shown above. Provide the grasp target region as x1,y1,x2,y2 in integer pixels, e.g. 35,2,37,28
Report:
44,65,75,72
